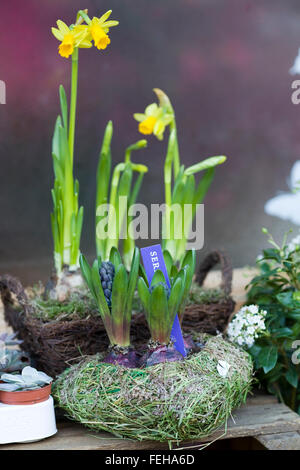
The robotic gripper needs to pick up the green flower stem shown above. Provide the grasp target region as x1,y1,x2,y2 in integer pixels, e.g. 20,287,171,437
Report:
163,130,177,258
169,119,180,180
123,171,145,270
105,163,125,259
96,122,113,259
68,48,78,166
77,9,91,25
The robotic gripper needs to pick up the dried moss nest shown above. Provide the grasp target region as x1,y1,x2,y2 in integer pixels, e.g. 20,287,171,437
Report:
53,335,253,445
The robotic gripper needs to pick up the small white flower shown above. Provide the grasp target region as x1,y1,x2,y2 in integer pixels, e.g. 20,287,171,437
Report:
287,233,300,255
247,305,259,314
227,304,267,349
217,360,231,378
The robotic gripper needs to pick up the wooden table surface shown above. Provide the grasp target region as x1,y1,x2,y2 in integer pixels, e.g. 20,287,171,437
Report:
1,393,300,450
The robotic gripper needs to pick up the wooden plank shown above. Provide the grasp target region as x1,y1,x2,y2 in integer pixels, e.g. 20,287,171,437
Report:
1,396,300,450
245,392,278,406
207,402,300,441
255,431,300,450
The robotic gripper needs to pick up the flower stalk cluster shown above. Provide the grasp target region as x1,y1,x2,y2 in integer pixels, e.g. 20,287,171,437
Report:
95,122,148,270
134,89,226,263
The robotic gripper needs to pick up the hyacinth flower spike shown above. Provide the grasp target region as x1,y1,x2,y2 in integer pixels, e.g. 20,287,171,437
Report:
80,248,140,368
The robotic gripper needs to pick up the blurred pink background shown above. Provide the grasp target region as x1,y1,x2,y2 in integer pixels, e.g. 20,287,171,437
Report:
1,0,300,284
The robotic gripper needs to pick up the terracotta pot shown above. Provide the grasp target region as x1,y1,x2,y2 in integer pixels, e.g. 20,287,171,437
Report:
0,383,52,406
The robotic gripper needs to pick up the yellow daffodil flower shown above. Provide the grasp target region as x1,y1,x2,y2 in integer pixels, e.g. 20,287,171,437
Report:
89,10,119,50
52,20,91,58
134,103,174,141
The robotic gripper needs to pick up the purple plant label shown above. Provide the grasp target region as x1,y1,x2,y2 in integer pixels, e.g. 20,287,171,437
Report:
140,244,186,357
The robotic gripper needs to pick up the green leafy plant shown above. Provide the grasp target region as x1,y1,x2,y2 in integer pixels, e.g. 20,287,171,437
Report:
246,228,300,411
138,250,195,365
95,121,148,270
51,85,84,274
134,89,226,263
79,247,140,366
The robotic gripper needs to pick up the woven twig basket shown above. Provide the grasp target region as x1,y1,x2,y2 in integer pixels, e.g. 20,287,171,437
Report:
0,275,110,377
182,250,235,334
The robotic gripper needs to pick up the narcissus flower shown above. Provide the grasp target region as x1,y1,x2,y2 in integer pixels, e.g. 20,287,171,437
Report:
89,10,119,50
52,11,118,58
52,21,92,58
134,103,174,140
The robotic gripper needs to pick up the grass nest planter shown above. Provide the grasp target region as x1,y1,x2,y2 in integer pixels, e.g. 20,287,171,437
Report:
53,334,253,445
0,251,234,378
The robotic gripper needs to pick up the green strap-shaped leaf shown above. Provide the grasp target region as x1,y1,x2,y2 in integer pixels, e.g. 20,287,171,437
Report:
96,121,112,211
171,267,187,310
138,263,149,286
109,247,123,267
59,85,68,131
138,277,151,318
193,167,215,206
111,264,128,316
163,250,174,278
96,123,112,258
150,269,166,287
79,254,94,297
168,277,183,330
184,156,227,176
52,153,64,185
52,116,62,163
171,165,185,199
125,248,140,319
111,264,129,344
181,249,196,288
172,177,185,205
170,265,178,279
117,162,133,240
129,172,144,207
183,175,196,204
149,284,169,343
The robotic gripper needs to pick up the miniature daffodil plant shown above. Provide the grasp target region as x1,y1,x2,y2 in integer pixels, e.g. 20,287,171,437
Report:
134,89,227,264
50,9,118,274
